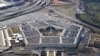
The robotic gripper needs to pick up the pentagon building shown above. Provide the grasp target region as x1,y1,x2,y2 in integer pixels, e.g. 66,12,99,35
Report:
21,20,83,50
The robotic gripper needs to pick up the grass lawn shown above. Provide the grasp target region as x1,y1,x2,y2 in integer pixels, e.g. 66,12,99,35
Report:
78,14,100,28
78,0,100,28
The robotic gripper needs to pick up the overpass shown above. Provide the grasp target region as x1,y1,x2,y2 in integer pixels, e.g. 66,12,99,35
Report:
0,0,50,20
0,0,99,33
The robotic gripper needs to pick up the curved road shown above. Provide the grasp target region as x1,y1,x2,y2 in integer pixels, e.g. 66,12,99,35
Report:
0,0,99,32
0,0,50,20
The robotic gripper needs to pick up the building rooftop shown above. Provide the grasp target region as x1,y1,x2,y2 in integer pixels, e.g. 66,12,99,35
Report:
0,30,5,47
21,20,83,49
0,25,26,52
88,33,100,47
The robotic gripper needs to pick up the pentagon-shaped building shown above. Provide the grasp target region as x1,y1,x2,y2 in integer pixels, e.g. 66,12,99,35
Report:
21,20,83,50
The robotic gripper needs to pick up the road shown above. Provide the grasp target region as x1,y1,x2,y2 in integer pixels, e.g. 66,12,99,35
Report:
0,0,99,32
0,0,50,20
46,7,100,32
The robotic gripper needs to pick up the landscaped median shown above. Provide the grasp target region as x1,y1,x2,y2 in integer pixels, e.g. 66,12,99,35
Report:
76,14,100,28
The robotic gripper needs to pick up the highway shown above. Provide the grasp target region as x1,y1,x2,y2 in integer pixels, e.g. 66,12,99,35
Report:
0,0,50,20
46,7,100,32
0,0,99,32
